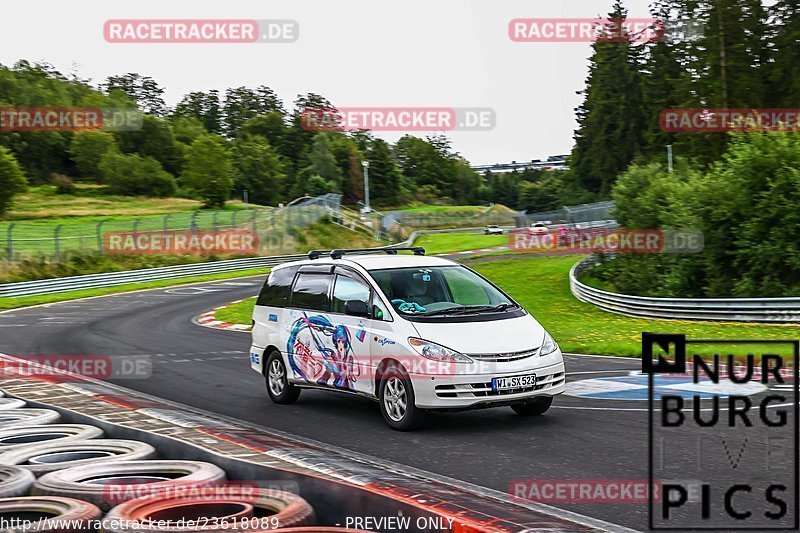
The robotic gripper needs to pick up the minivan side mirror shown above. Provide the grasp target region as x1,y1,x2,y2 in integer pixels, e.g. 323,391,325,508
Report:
344,300,369,318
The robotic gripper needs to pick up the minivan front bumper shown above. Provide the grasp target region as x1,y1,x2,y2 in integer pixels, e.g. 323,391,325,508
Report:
411,360,566,409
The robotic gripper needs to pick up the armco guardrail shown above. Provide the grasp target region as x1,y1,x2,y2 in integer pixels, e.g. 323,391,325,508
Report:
570,256,800,323
0,240,421,298
0,256,287,298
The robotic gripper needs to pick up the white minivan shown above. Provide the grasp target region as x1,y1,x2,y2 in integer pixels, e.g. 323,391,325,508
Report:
249,247,565,430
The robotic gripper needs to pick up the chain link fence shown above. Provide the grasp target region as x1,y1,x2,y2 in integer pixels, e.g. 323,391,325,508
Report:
1,194,342,263
376,200,616,240
518,200,615,226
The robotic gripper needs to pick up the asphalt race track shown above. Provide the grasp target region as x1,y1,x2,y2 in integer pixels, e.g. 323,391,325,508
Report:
1,271,797,531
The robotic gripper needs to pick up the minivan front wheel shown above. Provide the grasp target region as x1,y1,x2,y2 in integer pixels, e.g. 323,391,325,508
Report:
511,396,553,416
265,351,300,404
379,365,423,431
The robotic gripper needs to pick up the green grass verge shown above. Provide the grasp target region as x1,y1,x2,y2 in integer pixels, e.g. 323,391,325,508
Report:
216,296,258,325
6,184,251,220
413,233,507,255
0,267,270,311
471,255,800,357
2,185,263,256
209,254,800,357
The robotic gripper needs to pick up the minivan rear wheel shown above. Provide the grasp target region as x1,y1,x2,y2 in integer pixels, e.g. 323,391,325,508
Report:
511,396,553,416
265,351,300,404
378,364,423,431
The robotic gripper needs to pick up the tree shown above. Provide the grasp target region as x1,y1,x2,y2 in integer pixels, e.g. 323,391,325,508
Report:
68,131,118,181
181,135,234,208
116,115,181,175
223,86,284,137
0,146,27,217
570,1,645,195
173,90,223,134
767,0,800,106
327,133,363,202
518,179,560,213
297,133,343,195
103,73,167,116
394,135,477,203
99,152,175,197
240,112,288,148
638,0,693,159
365,139,401,206
346,147,364,204
231,135,286,206
673,0,771,164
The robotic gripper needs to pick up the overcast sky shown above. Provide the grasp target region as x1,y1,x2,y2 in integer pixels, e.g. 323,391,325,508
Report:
2,0,653,165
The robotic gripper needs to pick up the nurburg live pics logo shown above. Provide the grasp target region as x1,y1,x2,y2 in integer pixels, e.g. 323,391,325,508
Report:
643,332,799,530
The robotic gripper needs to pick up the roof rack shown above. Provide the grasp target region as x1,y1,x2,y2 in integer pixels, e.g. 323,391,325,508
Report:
308,247,426,260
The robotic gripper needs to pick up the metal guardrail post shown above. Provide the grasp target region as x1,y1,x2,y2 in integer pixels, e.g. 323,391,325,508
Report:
54,224,63,262
190,212,199,231
96,220,106,255
231,211,238,228
163,214,171,232
212,212,219,233
251,210,257,233
6,223,14,261
132,218,141,235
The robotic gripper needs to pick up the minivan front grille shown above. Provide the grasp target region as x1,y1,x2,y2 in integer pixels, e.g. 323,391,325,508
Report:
466,347,539,362
435,372,565,398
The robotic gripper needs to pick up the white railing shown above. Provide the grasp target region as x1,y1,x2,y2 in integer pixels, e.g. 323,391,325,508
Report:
570,256,800,323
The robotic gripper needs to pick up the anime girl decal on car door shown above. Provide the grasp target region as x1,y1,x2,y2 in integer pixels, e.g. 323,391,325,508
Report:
286,313,360,390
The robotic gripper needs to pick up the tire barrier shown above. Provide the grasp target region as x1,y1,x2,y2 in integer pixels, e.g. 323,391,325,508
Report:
0,496,102,531
33,460,227,510
0,408,61,428
0,440,157,476
0,425,104,452
0,465,35,498
103,488,315,532
0,398,26,410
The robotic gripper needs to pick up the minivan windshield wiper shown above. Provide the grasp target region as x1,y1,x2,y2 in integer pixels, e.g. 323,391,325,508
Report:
420,303,516,316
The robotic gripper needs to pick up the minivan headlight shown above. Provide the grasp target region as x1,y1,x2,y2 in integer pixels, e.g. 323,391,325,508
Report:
408,338,473,364
540,332,559,356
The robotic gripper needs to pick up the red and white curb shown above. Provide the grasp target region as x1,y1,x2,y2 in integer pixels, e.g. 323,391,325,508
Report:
194,299,252,332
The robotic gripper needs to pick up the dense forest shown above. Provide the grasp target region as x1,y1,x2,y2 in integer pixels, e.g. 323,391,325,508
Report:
580,0,800,298
0,63,540,213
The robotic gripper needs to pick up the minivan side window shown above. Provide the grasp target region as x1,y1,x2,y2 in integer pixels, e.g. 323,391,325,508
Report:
256,266,299,307
289,273,332,312
332,275,371,315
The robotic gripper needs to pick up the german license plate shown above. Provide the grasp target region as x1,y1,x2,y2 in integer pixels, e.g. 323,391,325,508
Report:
492,373,536,391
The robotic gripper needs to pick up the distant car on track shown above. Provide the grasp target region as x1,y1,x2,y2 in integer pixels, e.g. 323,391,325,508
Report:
529,222,549,235
484,225,504,235
249,248,565,430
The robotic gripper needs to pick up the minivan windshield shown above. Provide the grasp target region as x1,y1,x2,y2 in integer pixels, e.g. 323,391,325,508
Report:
369,266,517,317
